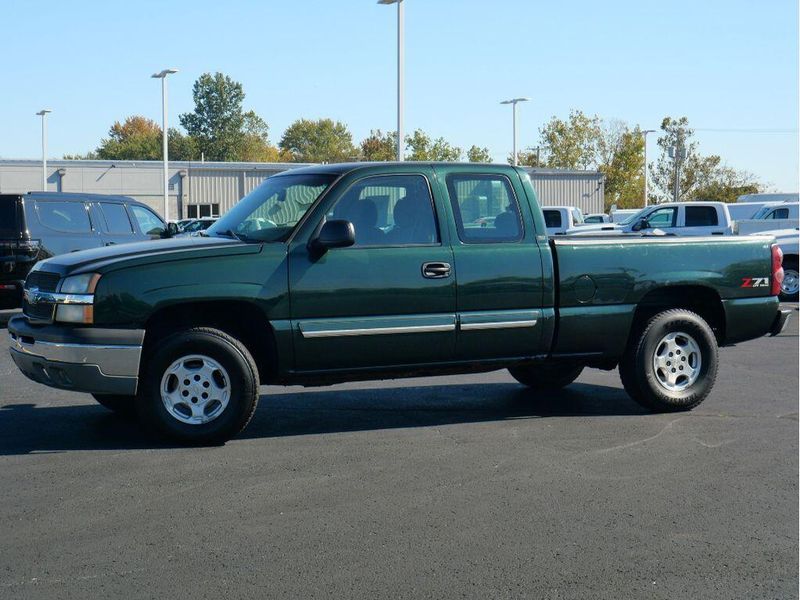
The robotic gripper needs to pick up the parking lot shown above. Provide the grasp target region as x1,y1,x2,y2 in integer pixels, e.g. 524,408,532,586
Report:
0,307,797,599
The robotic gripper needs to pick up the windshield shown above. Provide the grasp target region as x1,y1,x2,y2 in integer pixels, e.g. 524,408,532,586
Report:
751,205,775,219
619,208,648,226
208,173,336,242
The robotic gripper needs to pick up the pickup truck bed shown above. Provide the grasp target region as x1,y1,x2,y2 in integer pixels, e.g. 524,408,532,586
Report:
8,162,790,444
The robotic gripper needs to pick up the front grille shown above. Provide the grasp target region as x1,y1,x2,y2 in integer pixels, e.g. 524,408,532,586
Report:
25,271,60,292
23,297,55,322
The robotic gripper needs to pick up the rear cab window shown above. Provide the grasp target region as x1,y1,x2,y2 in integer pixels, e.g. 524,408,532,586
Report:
543,210,562,228
445,174,523,243
684,206,719,227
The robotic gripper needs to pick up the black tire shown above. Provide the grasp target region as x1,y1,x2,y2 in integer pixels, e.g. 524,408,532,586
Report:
92,393,137,417
508,362,584,390
620,309,718,412
136,327,259,444
779,256,799,302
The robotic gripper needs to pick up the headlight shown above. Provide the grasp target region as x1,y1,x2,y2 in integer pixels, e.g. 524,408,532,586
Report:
60,273,100,294
53,273,99,324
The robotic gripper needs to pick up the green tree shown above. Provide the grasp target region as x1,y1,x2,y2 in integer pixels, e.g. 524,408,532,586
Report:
405,129,461,161
466,145,492,163
598,122,645,209
538,110,602,169
96,116,162,160
360,129,397,161
168,128,199,161
279,118,357,162
649,116,760,203
180,72,274,161
512,147,544,167
93,116,199,161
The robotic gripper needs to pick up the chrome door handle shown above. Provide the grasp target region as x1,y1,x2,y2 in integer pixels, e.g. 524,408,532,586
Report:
422,262,451,279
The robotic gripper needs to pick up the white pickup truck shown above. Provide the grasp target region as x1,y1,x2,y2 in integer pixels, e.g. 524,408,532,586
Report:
735,202,799,235
575,202,735,236
542,206,604,235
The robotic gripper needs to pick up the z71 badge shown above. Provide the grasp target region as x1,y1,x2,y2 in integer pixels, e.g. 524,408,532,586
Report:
741,277,769,288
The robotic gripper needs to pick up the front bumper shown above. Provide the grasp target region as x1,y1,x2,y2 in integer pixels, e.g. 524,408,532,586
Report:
8,315,144,396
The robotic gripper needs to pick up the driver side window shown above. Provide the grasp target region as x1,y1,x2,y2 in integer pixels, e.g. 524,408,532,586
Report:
645,207,676,228
327,175,440,247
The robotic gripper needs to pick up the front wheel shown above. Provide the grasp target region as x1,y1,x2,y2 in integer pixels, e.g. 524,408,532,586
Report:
508,362,584,391
779,257,799,302
620,309,718,412
136,327,260,444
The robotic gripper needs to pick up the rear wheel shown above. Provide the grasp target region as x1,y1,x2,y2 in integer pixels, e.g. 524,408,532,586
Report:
508,362,584,391
136,327,259,444
779,256,798,302
92,394,136,417
620,309,718,412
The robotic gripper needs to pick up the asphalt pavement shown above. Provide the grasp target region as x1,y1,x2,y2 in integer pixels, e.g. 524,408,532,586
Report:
0,308,797,599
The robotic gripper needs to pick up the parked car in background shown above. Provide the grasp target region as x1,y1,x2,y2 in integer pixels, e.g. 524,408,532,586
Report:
584,213,610,224
0,192,172,309
173,219,195,231
176,217,217,237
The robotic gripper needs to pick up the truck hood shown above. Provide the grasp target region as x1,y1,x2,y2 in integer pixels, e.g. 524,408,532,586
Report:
32,235,262,277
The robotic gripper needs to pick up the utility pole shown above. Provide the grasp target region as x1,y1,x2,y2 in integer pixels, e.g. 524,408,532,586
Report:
36,109,52,191
500,97,530,166
641,129,655,207
151,68,179,220
669,131,686,202
378,0,404,161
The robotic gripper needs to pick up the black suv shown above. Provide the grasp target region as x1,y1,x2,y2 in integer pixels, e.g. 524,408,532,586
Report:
0,192,171,308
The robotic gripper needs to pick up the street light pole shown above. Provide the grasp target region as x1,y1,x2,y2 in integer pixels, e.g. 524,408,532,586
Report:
500,98,530,166
151,68,178,220
378,0,404,161
641,129,655,207
36,109,52,191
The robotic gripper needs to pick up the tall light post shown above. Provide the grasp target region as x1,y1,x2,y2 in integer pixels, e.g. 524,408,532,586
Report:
641,129,655,207
151,68,178,219
378,0,404,161
500,98,530,166
36,109,52,191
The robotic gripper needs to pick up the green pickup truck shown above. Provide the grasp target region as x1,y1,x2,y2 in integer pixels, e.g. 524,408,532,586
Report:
8,163,790,444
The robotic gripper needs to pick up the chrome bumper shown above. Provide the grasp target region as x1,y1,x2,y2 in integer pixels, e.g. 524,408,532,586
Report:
8,316,144,396
10,334,142,377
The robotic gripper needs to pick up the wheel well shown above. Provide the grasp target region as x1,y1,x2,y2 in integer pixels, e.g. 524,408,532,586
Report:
630,285,726,344
142,301,277,383
783,253,798,266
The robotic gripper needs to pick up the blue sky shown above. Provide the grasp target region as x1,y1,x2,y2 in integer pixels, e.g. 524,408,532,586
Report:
1,0,797,190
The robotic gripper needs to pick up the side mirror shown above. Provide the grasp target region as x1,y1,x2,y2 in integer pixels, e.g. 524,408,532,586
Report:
631,218,648,232
162,222,179,238
309,219,355,255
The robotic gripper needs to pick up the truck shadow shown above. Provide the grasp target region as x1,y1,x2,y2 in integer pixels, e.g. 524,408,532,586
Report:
0,382,647,455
